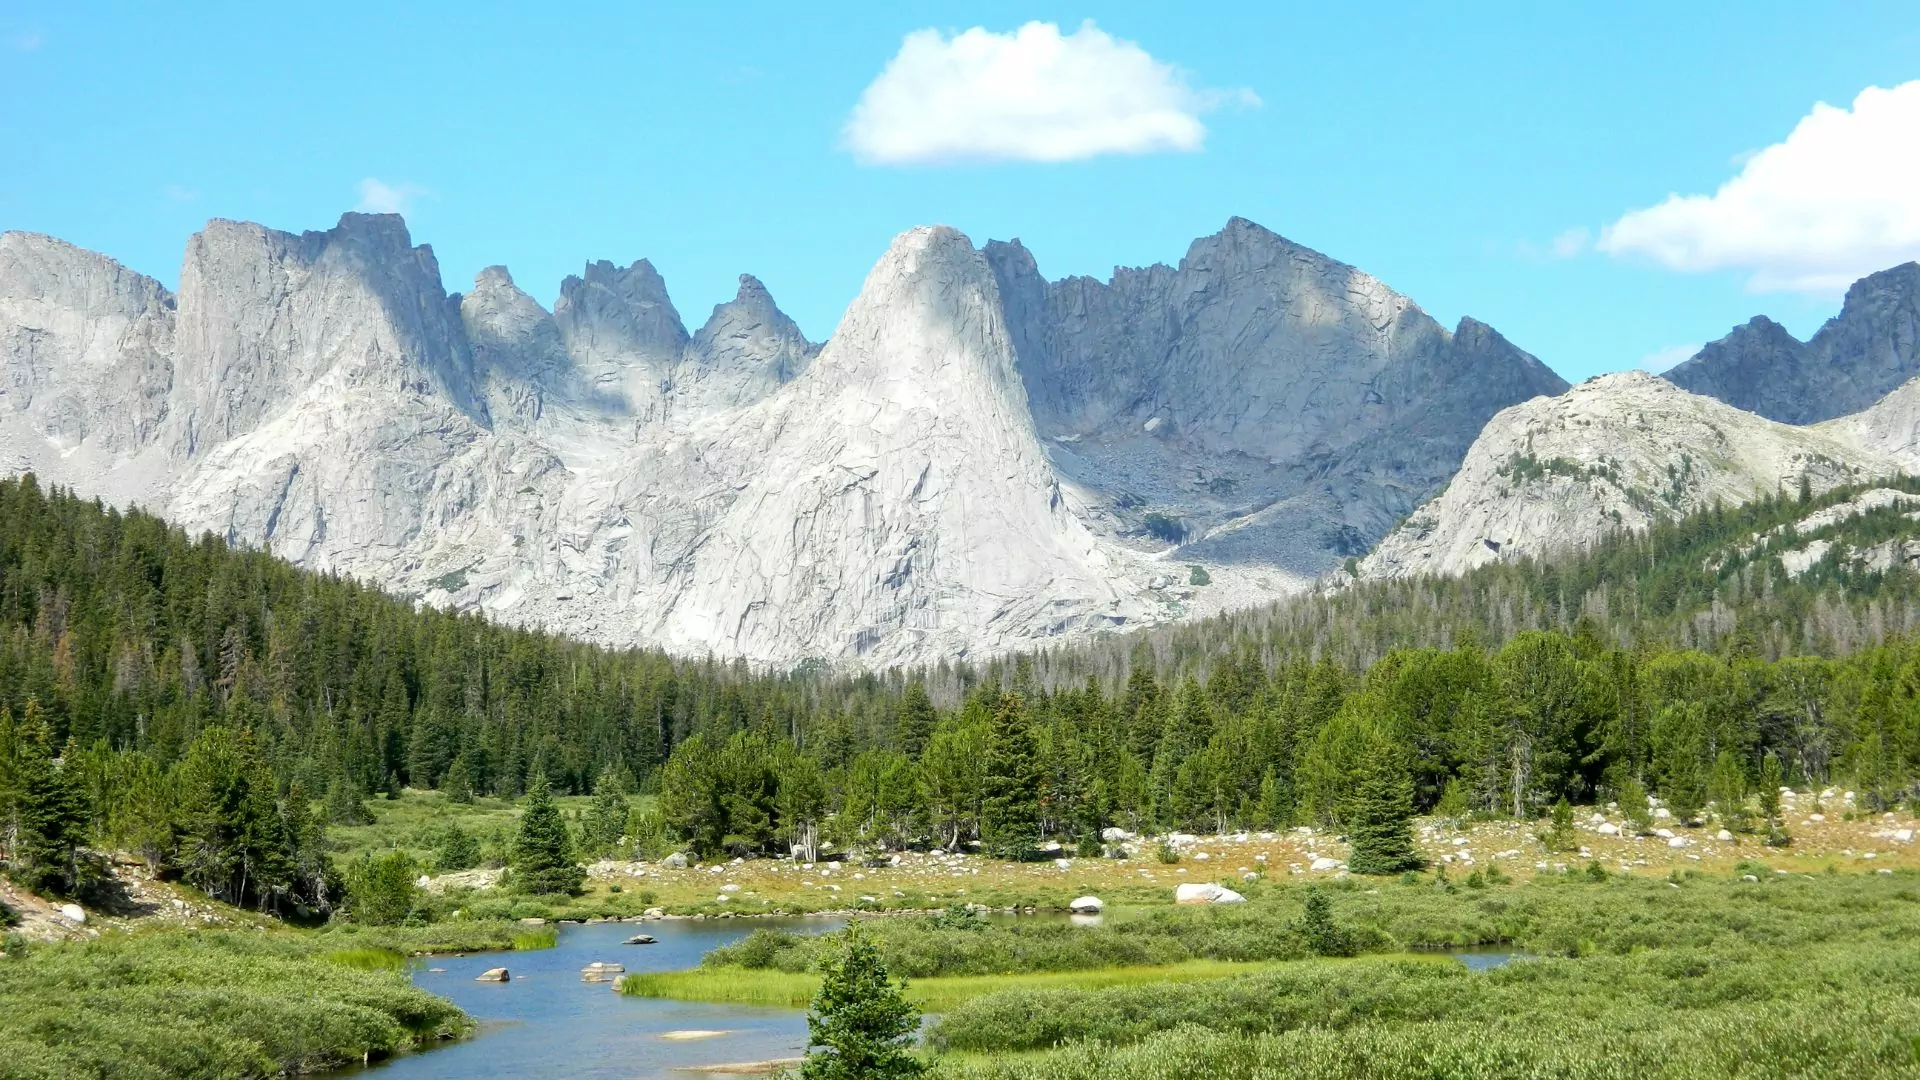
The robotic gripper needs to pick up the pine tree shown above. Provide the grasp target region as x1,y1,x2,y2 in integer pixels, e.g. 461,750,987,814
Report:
1758,752,1790,846
801,925,924,1080
582,767,630,857
895,681,938,759
979,694,1042,860
1344,750,1424,875
10,703,92,896
324,772,374,826
1709,750,1751,832
441,753,476,804
433,823,482,872
510,771,584,895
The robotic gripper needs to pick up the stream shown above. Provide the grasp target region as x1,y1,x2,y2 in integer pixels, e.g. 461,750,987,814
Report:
341,917,844,1079
340,918,1529,1078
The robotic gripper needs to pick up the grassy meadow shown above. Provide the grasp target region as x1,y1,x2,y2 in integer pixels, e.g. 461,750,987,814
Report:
617,869,1920,1080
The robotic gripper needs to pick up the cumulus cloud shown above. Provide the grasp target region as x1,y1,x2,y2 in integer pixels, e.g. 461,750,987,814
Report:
355,177,429,215
842,20,1256,165
1598,81,1920,293
1636,343,1701,374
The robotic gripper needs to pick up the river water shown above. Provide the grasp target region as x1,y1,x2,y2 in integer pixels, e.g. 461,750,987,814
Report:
347,918,843,1080
345,918,1527,1078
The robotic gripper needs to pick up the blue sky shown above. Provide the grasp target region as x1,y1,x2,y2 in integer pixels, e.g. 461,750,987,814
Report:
3,2,1917,382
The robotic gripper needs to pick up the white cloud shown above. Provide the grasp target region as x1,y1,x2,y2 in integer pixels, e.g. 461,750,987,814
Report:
354,177,429,215
12,31,43,51
1637,343,1701,374
842,20,1256,165
163,184,198,204
1598,81,1920,293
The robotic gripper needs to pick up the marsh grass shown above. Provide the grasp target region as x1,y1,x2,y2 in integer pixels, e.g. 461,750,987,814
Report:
0,930,471,1079
321,947,407,971
622,959,1307,1012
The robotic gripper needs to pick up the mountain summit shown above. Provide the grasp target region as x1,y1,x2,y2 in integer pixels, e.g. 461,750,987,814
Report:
0,212,1559,665
1663,262,1920,423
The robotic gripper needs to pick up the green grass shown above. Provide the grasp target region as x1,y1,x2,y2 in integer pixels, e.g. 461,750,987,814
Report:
0,930,471,1079
622,958,1305,1012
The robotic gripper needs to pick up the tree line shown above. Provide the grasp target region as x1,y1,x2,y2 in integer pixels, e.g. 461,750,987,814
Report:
4,471,1920,883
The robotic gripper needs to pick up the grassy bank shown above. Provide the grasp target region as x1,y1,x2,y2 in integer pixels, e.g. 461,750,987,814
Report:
930,997,1920,1080
0,917,554,1080
623,957,1321,1012
628,870,1920,1079
0,931,471,1080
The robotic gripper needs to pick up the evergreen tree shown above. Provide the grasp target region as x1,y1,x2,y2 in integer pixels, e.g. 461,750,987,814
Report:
801,925,924,1080
1758,752,1790,846
1709,750,1751,832
1295,887,1356,956
347,850,419,925
979,694,1042,859
8,703,92,896
324,773,374,826
432,823,482,872
441,753,476,804
510,772,584,895
582,767,631,857
1344,750,1424,875
1617,775,1654,834
895,681,938,759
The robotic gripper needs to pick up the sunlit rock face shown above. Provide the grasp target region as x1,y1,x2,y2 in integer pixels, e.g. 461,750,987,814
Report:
0,212,1566,666
1362,371,1920,581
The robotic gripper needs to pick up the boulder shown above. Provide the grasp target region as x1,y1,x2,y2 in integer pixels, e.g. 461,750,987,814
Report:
1596,823,1619,836
518,917,548,925
624,934,658,945
1053,858,1071,869
1068,896,1104,914
1174,883,1247,905
661,852,690,869
1309,856,1342,872
57,903,86,925
475,967,510,982
1101,827,1136,842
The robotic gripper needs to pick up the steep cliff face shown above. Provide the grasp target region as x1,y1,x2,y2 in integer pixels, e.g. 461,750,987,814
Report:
0,210,1577,665
552,258,688,422
986,217,1567,575
0,232,175,459
1362,372,1903,580
659,228,1139,663
170,213,484,458
1664,262,1920,423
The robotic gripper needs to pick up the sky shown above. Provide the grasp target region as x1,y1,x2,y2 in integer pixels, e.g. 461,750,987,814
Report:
2,2,1918,383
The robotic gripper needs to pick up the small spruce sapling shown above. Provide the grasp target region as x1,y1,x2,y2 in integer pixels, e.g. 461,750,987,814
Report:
801,925,924,1080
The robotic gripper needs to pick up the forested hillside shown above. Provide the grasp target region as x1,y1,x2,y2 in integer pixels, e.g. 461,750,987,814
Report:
4,472,1920,895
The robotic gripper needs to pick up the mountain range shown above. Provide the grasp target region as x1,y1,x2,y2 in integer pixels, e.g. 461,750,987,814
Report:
2,211,1916,665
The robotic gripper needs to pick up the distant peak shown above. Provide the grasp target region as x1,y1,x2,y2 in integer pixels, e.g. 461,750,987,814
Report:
330,211,415,248
1842,260,1920,307
474,265,516,289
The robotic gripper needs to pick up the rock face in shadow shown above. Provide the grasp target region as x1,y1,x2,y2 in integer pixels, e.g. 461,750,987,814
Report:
0,211,1565,665
1664,262,1920,424
986,217,1568,576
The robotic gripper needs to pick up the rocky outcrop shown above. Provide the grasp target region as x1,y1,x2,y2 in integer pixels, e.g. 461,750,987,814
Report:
1664,262,1920,423
1363,371,1903,580
987,217,1567,576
